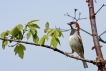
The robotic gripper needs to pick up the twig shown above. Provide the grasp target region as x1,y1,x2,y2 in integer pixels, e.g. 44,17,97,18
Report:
98,36,106,44
74,9,78,20
80,28,91,35
64,10,87,22
80,29,106,44
78,12,81,19
99,31,106,36
64,13,76,20
8,43,19,47
0,37,95,64
60,29,71,32
95,4,106,15
78,18,87,20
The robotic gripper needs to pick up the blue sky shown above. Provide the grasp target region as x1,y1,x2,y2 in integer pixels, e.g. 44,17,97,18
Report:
0,0,106,71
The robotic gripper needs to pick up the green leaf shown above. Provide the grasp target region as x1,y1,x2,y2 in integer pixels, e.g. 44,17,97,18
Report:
2,40,8,49
28,26,35,35
44,29,47,33
14,45,18,55
47,29,52,34
10,24,23,38
10,25,23,40
26,31,32,40
16,31,23,40
48,30,59,37
48,30,54,36
39,37,45,45
45,22,49,29
43,35,48,40
30,24,40,29
57,29,64,37
28,20,39,25
50,37,60,48
20,44,26,50
14,44,26,59
10,27,20,38
56,38,61,45
16,24,23,31
0,30,10,38
54,30,59,37
39,35,48,45
32,33,39,43
23,25,27,33
50,37,57,48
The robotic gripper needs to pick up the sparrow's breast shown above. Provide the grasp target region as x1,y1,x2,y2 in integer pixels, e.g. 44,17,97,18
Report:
69,34,82,53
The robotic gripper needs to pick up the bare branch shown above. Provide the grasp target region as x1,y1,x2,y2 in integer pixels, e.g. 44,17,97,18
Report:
78,18,87,20
99,31,106,36
64,10,87,22
60,29,71,32
74,9,78,20
64,13,76,20
78,12,81,19
87,0,105,69
80,29,106,44
98,36,106,44
98,31,106,44
0,37,95,64
8,43,19,47
80,28,91,35
95,4,106,15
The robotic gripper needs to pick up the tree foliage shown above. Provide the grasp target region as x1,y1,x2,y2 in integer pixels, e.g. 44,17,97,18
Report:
0,20,63,59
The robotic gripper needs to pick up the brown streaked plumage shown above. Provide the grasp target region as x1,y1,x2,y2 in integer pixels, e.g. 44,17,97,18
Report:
74,22,80,31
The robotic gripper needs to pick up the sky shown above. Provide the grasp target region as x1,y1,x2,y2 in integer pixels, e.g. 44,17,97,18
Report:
0,0,106,71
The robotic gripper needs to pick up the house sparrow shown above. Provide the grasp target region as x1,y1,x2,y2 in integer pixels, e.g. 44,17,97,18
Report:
66,21,88,68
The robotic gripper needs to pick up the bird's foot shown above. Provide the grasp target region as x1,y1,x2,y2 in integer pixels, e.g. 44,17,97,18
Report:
75,55,80,61
64,52,72,56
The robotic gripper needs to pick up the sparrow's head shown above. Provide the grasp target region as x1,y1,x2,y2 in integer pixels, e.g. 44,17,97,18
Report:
67,21,80,30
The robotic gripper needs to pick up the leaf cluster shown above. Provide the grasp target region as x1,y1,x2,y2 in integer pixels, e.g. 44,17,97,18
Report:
0,20,63,59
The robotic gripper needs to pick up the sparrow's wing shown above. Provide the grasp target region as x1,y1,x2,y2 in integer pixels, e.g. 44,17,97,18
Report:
78,33,84,54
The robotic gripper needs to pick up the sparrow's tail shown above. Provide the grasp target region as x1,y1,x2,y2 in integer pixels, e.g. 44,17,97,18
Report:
80,54,88,68
82,61,88,68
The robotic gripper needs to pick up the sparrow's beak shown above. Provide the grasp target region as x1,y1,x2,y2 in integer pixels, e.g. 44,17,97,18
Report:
67,22,73,25
67,23,70,25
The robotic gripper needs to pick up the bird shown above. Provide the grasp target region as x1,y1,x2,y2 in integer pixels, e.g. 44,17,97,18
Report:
66,21,88,68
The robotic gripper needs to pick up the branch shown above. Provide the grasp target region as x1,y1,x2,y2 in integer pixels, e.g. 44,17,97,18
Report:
64,13,77,20
98,36,106,44
64,9,87,22
0,37,95,64
87,0,105,70
95,4,106,15
60,29,71,32
60,28,106,44
99,31,106,37
80,28,91,35
64,13,87,22
79,29,106,44
74,9,78,20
